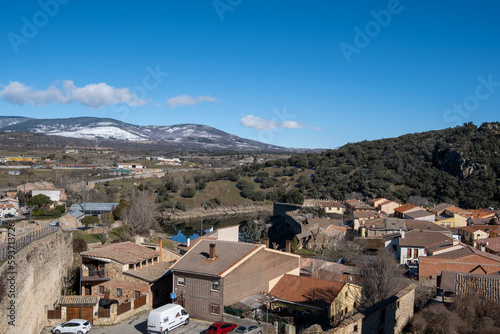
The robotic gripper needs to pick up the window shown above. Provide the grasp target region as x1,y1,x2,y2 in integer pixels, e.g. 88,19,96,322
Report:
397,301,400,309
210,304,220,315
413,248,418,258
66,220,69,226
129,264,134,270
148,258,152,264
135,291,140,299
177,277,185,286
136,262,140,268
345,291,348,298
345,307,348,315
353,324,358,333
117,288,122,297
154,256,158,262
99,285,104,294
446,223,451,228
211,281,220,291
142,260,146,266
407,248,411,258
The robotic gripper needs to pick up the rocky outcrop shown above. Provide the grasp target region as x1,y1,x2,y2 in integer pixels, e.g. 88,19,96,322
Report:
162,204,273,221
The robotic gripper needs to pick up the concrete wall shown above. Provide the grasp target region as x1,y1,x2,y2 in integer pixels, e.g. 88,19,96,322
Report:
0,229,73,334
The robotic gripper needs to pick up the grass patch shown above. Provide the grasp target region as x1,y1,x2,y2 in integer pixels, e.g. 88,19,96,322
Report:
108,227,124,241
73,232,104,244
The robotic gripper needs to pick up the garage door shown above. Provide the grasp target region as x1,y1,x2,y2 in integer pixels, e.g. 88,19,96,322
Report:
66,307,93,324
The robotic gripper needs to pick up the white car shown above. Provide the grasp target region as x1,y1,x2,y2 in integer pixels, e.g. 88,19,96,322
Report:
231,325,262,334
52,319,91,334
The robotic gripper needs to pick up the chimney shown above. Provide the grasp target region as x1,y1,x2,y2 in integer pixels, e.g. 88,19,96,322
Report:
186,237,191,248
285,240,291,253
401,230,405,239
209,243,216,260
159,238,163,262
264,237,269,248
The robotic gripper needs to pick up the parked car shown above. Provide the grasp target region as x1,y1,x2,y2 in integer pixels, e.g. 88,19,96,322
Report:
207,321,237,334
52,319,91,334
231,325,262,334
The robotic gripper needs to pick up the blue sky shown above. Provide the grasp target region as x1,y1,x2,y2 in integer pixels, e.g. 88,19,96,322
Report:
0,0,499,149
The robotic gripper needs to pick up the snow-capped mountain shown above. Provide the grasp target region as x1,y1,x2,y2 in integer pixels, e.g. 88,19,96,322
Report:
0,116,287,151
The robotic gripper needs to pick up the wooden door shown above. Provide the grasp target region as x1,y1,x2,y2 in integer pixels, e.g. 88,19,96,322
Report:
66,307,80,320
80,307,93,324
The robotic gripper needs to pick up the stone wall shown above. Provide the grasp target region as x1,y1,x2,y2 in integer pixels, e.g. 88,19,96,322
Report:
164,204,273,221
0,229,73,334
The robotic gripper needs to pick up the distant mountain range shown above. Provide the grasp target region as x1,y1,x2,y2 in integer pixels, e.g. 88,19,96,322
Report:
0,116,291,152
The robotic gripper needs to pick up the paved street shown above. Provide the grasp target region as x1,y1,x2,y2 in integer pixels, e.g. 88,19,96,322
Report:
42,311,265,334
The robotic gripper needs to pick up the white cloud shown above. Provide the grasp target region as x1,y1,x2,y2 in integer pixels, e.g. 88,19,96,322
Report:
165,94,217,108
0,80,148,109
313,126,324,131
240,115,279,130
281,120,304,129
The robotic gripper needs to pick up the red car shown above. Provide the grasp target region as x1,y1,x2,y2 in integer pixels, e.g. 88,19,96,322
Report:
207,321,237,334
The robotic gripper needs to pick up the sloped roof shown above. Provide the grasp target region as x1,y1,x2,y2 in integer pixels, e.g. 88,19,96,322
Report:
394,204,418,213
399,231,451,248
124,261,172,282
323,201,345,208
460,225,499,234
404,209,434,219
353,211,377,219
406,220,449,232
171,239,259,277
322,225,347,237
430,245,500,263
429,203,454,214
478,238,500,253
68,210,84,219
80,241,160,264
269,274,346,309
59,295,100,306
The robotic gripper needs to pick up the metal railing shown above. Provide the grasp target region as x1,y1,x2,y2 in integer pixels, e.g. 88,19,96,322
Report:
0,226,58,263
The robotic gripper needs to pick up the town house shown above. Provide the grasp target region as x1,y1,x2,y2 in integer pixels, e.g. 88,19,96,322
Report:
80,241,174,307
171,239,301,322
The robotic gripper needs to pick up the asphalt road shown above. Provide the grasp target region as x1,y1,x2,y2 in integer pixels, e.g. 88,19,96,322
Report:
42,311,265,334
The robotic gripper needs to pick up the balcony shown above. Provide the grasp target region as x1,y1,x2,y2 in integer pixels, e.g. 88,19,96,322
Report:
81,268,110,281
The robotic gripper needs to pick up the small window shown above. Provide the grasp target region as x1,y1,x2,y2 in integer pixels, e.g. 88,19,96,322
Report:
177,277,185,286
148,258,152,264
142,260,146,266
136,262,140,268
154,256,158,262
397,300,400,309
129,264,134,270
345,307,348,314
345,291,348,298
99,285,104,294
413,248,418,258
353,324,358,333
117,288,122,297
210,304,220,314
211,281,220,291
135,291,140,299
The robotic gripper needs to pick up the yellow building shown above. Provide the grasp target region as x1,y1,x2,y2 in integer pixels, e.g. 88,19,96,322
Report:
435,213,468,228
0,156,41,163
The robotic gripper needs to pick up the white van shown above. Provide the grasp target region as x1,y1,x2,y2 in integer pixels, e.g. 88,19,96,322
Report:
147,303,189,334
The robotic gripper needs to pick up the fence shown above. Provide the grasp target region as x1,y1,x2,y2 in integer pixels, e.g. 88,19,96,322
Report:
0,226,58,263
117,301,131,315
134,295,147,309
98,309,111,318
47,309,62,319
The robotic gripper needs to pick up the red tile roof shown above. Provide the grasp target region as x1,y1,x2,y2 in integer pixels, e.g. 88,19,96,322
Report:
478,238,500,253
394,204,418,213
399,231,451,248
270,274,346,309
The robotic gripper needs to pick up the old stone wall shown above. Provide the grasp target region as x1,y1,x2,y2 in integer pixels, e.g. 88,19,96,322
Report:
0,229,73,334
164,204,273,221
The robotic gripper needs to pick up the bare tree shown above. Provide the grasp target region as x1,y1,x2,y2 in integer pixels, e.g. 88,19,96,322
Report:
357,249,407,308
62,267,79,296
122,190,160,237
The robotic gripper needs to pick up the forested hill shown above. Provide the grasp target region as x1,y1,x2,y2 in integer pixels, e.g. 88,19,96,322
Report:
270,122,500,209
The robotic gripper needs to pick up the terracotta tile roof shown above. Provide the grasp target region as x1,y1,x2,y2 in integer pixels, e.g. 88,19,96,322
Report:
429,203,454,214
80,241,160,264
172,239,259,276
322,225,347,237
270,274,346,309
478,238,500,253
394,204,418,213
0,204,15,208
370,198,386,203
399,231,452,248
445,206,472,215
430,246,475,259
323,201,345,208
353,211,377,219
459,225,499,234
406,220,449,233
469,209,496,218
59,295,100,306
124,261,172,282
